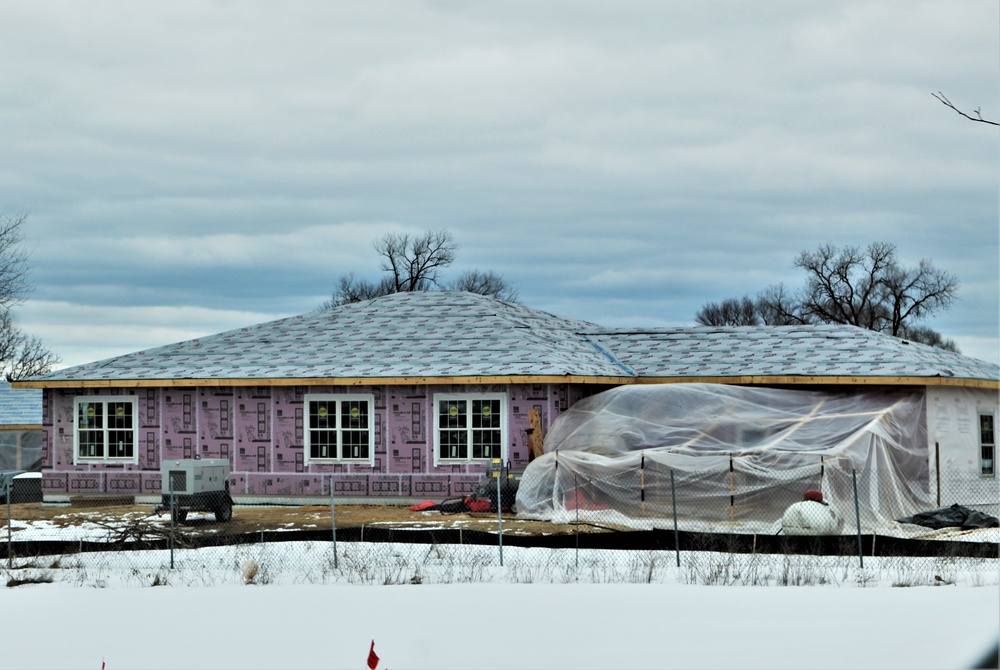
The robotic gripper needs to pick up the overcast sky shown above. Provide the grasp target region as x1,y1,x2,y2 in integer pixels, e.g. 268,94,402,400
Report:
2,1,997,369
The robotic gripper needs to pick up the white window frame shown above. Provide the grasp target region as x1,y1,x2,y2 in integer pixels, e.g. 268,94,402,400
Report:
433,393,506,466
73,396,139,465
303,394,376,466
980,412,995,477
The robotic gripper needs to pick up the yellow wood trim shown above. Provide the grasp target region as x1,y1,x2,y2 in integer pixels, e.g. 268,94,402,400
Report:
0,424,42,431
633,376,1000,389
12,374,997,390
11,375,634,389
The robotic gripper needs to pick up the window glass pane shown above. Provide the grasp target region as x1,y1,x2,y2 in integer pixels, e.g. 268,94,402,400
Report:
472,429,501,459
472,399,500,429
78,402,103,429
439,429,466,459
310,430,336,459
439,400,465,429
107,431,133,458
309,401,336,429
342,400,369,430
982,415,996,476
108,402,132,429
981,415,995,445
342,430,369,460
79,430,104,458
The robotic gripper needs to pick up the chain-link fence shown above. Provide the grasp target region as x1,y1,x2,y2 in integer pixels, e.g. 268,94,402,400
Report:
1,467,997,588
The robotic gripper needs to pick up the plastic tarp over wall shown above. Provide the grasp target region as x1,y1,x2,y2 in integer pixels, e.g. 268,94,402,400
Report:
516,384,929,533
0,430,42,472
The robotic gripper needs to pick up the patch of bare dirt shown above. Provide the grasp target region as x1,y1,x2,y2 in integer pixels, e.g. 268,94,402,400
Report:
5,502,623,537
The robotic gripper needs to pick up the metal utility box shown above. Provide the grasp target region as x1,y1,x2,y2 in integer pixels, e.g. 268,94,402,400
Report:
157,459,234,523
0,471,43,504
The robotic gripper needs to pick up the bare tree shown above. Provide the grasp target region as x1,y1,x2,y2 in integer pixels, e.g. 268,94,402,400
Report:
378,230,456,293
755,283,810,326
325,229,519,307
794,242,897,332
695,296,760,326
447,269,519,302
878,257,960,338
795,243,958,338
0,212,33,309
327,272,396,307
0,311,60,381
932,92,999,126
0,212,59,379
695,242,961,351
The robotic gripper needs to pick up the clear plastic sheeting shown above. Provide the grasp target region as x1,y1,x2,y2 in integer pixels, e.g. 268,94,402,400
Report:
0,430,43,472
516,384,930,534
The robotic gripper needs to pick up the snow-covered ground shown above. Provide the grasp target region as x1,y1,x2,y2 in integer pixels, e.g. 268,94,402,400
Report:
2,541,998,670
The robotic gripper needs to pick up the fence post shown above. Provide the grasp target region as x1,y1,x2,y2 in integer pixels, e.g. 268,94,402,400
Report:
5,473,12,569
852,469,863,569
640,452,646,516
670,469,680,568
574,470,580,570
728,454,735,524
493,459,504,567
935,442,941,507
330,475,338,570
168,475,175,570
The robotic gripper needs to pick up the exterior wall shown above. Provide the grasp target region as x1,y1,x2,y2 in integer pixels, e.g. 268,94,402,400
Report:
926,386,999,510
41,382,588,499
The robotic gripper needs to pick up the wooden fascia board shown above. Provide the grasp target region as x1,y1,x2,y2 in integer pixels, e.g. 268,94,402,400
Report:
0,424,42,431
633,376,1000,390
11,375,636,389
12,374,998,390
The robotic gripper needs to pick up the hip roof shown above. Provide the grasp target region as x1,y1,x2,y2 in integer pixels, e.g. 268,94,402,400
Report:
19,291,1000,388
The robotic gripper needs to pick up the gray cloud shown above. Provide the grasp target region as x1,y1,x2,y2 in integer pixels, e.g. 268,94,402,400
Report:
1,1,996,367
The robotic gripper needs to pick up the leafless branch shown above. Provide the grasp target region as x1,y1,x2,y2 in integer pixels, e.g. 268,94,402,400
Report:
932,92,999,126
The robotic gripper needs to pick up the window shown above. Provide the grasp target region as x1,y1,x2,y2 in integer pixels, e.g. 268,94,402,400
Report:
980,413,995,477
434,394,505,463
74,396,138,463
304,395,374,464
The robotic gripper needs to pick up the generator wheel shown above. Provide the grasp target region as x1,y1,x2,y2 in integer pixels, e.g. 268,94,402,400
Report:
215,497,233,523
172,508,188,524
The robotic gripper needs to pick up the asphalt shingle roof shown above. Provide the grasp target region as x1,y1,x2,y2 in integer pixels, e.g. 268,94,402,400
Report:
595,326,999,380
29,291,1000,384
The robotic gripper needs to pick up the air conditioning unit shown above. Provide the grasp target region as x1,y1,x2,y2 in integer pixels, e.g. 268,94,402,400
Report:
156,459,233,523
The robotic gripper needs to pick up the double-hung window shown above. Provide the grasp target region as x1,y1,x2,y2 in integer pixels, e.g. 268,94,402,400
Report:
74,396,138,463
434,393,505,464
980,413,995,477
304,394,375,465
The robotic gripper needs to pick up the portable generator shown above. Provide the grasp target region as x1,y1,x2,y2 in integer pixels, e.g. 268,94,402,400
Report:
155,459,234,523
